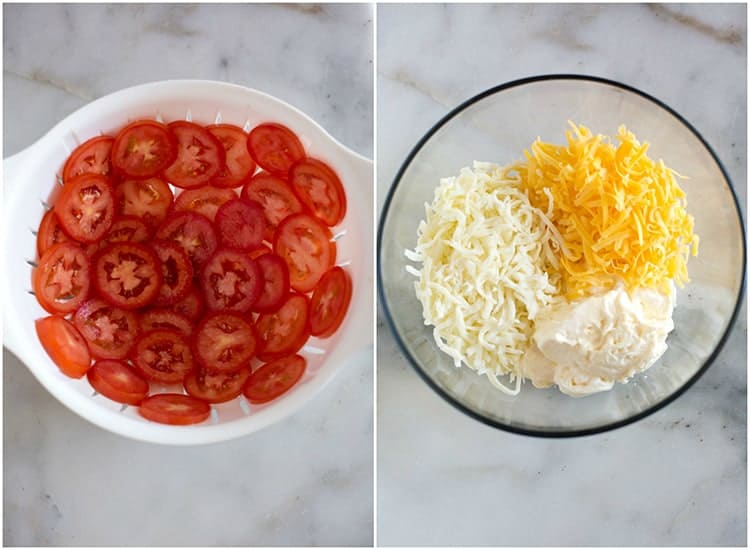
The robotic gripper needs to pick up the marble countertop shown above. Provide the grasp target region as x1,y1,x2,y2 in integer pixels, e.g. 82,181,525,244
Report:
377,4,746,547
3,4,373,546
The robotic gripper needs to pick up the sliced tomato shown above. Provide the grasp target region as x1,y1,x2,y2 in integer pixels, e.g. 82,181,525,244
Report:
193,311,257,373
33,242,90,314
215,198,265,251
140,309,193,337
62,135,114,183
87,359,149,405
37,209,73,258
201,248,262,312
249,245,272,260
184,367,250,404
111,120,177,178
139,393,210,425
173,186,237,222
256,293,310,362
155,211,218,267
86,216,151,256
252,253,290,313
243,354,306,404
242,172,305,241
150,240,193,306
115,177,173,230
35,316,92,378
173,284,205,321
274,213,335,293
55,174,115,243
290,158,347,226
247,123,305,176
310,266,352,338
131,329,194,383
207,124,257,188
73,298,139,359
163,121,226,189
93,242,162,310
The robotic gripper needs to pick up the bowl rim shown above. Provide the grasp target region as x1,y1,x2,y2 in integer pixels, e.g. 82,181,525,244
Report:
377,73,747,438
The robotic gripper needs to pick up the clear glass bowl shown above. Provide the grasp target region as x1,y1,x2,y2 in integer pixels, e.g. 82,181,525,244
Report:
378,75,746,437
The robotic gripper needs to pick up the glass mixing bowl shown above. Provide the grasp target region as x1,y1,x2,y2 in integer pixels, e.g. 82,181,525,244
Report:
378,75,746,437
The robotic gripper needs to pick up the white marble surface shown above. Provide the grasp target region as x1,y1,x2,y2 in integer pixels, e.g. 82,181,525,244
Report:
3,4,373,546
377,4,746,546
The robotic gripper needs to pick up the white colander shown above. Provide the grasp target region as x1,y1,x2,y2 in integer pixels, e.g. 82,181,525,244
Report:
2,80,373,445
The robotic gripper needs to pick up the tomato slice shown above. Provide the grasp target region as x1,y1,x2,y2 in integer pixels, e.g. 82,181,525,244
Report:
55,174,115,243
86,216,151,256
247,123,305,176
274,213,336,293
290,158,347,226
243,355,306,404
111,120,177,178
87,359,150,405
33,242,91,314
151,240,193,306
201,248,262,312
173,186,237,222
256,293,310,362
310,266,352,338
163,121,226,189
73,298,139,359
242,172,305,241
35,316,92,378
207,124,257,188
139,394,210,425
155,211,218,267
132,329,194,383
93,242,162,310
140,309,193,337
184,367,250,404
252,253,290,313
115,177,173,230
193,311,257,373
215,198,266,251
37,209,73,258
173,284,205,321
62,135,114,183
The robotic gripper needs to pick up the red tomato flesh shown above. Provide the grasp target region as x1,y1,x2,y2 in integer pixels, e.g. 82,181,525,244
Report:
155,211,218,267
184,367,250,404
35,316,92,378
73,298,139,360
132,329,194,383
193,311,257,372
256,293,310,362
274,213,336,293
111,120,177,178
243,354,306,404
310,266,352,338
33,242,91,314
87,359,149,405
93,242,162,310
242,172,305,241
207,124,257,188
252,253,290,313
290,158,347,226
173,284,205,321
37,209,72,258
55,174,115,243
164,121,226,189
140,309,193,337
247,123,305,176
151,240,193,306
201,248,262,313
215,198,265,251
173,186,237,223
139,393,210,425
63,135,114,183
115,177,173,231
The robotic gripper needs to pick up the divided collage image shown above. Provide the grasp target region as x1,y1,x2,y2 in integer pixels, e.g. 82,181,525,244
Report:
2,2,747,548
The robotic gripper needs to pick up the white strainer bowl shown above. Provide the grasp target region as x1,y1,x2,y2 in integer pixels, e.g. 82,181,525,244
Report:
3,80,373,445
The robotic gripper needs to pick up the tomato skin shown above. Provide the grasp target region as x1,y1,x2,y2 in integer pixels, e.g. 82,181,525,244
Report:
207,124,257,188
310,267,352,338
55,174,116,243
243,354,306,404
193,311,257,373
164,121,226,189
256,293,310,362
274,213,336,293
215,198,266,251
114,177,173,231
139,394,210,425
252,253,290,313
111,120,177,178
33,242,91,314
201,248,263,313
139,309,193,337
35,316,92,378
173,186,237,223
151,240,193,306
73,298,139,360
290,158,347,226
63,135,114,183
155,211,218,268
184,367,250,404
37,209,73,258
87,359,150,405
131,329,195,384
93,242,163,310
242,172,306,241
247,123,305,176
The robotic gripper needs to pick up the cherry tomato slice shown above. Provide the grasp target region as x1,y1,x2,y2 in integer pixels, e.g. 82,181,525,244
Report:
93,242,162,310
207,124,257,188
243,354,306,404
247,123,305,176
132,329,194,383
140,309,193,337
73,298,139,360
33,242,91,314
55,174,115,243
155,211,218,267
242,172,305,241
87,359,149,405
201,248,262,312
35,316,92,378
256,293,310,362
151,240,193,306
252,253,290,313
115,177,173,230
86,216,151,256
139,393,210,426
310,266,352,338
193,311,257,373
290,158,347,226
163,121,226,189
62,135,114,183
173,186,237,222
111,120,177,178
36,209,73,258
215,198,266,251
274,213,336,293
184,367,250,404
173,284,205,321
